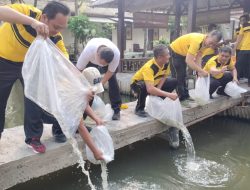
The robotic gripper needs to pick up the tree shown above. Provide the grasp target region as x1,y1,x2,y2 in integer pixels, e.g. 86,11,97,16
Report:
68,14,96,49
153,37,169,47
94,23,114,40
72,0,85,58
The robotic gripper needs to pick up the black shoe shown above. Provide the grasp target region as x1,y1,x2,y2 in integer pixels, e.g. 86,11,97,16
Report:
53,133,67,143
0,133,1,139
112,112,120,120
167,127,180,149
135,110,148,117
217,88,229,97
179,95,189,101
210,95,214,99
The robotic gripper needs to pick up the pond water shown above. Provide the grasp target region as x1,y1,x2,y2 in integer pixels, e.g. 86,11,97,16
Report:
8,117,250,190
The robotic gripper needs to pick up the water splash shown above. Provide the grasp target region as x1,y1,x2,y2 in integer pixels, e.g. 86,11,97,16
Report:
175,155,233,187
69,138,96,190
174,123,196,161
109,177,161,190
101,161,109,190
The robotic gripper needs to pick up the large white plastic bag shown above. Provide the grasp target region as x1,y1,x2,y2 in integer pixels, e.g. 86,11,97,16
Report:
22,37,91,137
146,96,183,127
192,76,210,105
86,126,114,164
92,95,114,121
224,81,247,98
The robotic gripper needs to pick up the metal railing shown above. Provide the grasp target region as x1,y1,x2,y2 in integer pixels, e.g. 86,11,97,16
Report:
120,58,149,73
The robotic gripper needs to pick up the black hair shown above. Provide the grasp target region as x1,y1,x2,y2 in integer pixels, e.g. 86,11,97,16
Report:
219,46,232,55
240,14,250,21
42,1,70,20
208,24,217,32
208,30,223,42
99,47,114,63
153,44,168,58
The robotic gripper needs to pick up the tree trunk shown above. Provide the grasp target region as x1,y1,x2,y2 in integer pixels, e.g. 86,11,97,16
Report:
74,38,79,58
33,0,38,7
75,0,79,16
142,28,148,57
74,0,79,58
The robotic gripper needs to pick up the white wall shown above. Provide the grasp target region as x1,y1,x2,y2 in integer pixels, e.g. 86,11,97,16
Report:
112,27,170,52
61,28,74,47
62,26,170,54
159,28,169,41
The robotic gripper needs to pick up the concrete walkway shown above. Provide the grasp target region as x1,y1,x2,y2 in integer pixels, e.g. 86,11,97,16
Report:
0,85,249,189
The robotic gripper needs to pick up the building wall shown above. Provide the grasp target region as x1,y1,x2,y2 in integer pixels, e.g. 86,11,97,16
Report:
61,28,75,49
112,27,169,52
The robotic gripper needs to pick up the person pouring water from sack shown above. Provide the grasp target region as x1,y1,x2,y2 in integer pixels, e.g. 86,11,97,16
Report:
0,2,101,159
0,2,71,153
131,45,180,149
169,30,223,103
76,38,122,121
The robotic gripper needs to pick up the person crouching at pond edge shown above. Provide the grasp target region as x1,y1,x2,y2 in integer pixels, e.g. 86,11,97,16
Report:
203,46,238,99
131,44,180,149
169,30,222,102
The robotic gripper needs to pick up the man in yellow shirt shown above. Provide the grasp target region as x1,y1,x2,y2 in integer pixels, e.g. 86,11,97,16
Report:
204,46,238,98
234,14,250,85
131,45,180,149
169,30,222,101
0,2,69,153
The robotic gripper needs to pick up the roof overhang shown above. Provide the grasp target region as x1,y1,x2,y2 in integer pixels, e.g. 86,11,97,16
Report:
91,0,242,14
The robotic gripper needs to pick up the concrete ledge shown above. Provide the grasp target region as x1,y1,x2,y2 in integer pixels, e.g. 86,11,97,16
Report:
1,87,249,189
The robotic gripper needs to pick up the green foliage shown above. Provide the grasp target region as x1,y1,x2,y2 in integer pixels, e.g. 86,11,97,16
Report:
68,15,115,47
153,37,169,47
95,23,115,40
68,14,97,46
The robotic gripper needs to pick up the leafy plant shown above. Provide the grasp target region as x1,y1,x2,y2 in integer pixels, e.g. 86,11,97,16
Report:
95,23,115,40
153,37,169,46
68,14,97,47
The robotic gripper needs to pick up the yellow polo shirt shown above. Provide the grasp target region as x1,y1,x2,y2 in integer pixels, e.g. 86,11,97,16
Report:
202,48,216,58
170,33,209,57
235,27,243,50
204,55,235,79
239,22,250,51
0,4,68,63
132,58,170,86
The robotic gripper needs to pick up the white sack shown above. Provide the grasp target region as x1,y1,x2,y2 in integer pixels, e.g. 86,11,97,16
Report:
22,37,90,137
92,95,114,122
224,81,247,98
192,76,210,105
146,96,183,128
86,126,114,164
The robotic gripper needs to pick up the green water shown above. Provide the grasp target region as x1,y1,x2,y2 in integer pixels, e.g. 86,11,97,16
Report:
8,117,250,190
5,81,250,190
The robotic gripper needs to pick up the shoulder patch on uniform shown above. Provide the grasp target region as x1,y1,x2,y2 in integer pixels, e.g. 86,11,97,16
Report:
215,58,220,68
50,35,62,44
29,10,38,18
163,63,169,70
150,63,159,76
23,10,39,37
